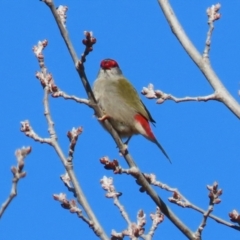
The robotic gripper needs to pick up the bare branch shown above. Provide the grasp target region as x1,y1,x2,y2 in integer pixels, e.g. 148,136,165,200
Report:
101,176,165,240
203,3,221,60
100,156,193,238
157,0,240,118
147,207,164,239
23,38,109,239
144,173,240,231
80,31,97,65
0,147,31,218
101,176,146,240
52,90,91,106
142,84,219,104
100,156,240,234
101,176,130,224
21,120,52,144
43,0,96,103
194,182,222,238
100,156,136,175
67,127,83,162
43,1,196,238
53,193,94,227
35,59,91,107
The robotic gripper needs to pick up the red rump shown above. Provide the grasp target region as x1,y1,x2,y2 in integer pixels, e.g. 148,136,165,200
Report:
134,114,155,140
100,59,119,70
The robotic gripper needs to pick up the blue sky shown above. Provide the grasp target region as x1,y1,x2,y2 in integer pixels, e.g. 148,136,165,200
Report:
1,1,240,239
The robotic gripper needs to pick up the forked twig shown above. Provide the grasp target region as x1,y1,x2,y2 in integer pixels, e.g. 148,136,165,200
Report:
0,147,31,218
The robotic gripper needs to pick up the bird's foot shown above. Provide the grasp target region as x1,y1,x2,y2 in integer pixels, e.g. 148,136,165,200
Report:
124,137,131,146
98,114,110,121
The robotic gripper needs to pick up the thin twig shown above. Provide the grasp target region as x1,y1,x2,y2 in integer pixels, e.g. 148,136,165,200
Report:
21,120,52,144
53,193,94,228
142,83,219,104
67,127,83,162
35,61,91,106
144,207,164,240
203,4,221,60
101,176,147,240
0,147,31,218
194,182,222,238
101,176,132,225
52,90,91,106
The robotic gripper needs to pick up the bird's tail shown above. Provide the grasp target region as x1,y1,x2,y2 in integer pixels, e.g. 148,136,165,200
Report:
154,139,171,163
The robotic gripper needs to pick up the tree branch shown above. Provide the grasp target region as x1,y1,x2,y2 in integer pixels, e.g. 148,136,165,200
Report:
145,173,240,231
142,83,218,104
23,39,109,239
52,90,91,106
194,182,222,238
101,176,162,240
0,147,31,218
100,158,240,233
157,1,240,118
53,192,95,228
203,4,221,60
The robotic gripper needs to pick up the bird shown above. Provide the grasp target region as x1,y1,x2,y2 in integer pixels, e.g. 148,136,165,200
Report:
93,58,171,162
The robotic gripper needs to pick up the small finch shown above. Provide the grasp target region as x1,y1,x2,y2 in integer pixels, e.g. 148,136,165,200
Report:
93,59,171,162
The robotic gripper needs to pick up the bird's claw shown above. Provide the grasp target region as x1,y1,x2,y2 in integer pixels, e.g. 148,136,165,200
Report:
98,114,110,121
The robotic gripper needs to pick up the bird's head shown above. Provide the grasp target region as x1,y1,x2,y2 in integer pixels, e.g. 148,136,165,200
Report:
99,59,122,78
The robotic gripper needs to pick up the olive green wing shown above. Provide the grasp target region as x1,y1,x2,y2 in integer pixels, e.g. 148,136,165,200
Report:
116,78,156,123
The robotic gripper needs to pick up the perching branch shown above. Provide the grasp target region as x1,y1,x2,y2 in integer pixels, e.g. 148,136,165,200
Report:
0,147,31,218
157,1,240,118
43,1,196,239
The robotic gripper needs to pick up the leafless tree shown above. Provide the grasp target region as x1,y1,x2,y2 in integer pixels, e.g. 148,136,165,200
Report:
2,1,240,240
